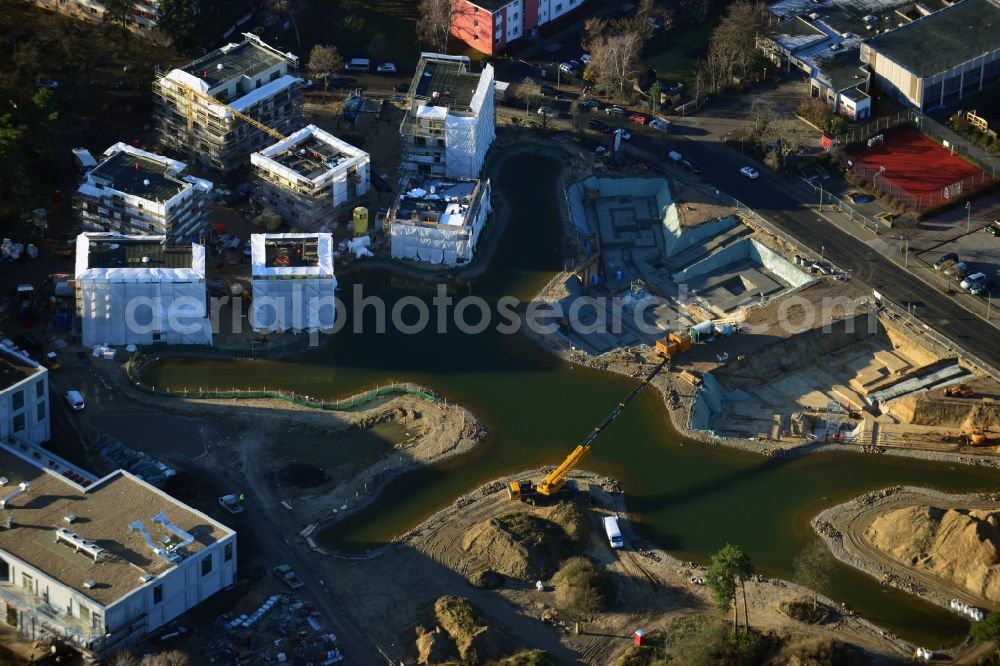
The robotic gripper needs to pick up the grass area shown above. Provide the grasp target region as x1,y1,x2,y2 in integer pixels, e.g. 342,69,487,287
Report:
642,19,719,88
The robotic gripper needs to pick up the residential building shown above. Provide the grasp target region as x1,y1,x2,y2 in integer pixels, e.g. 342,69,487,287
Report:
400,54,495,179
27,0,163,32
860,0,1000,111
451,0,586,54
0,348,49,446
74,143,214,242
388,174,491,266
74,233,213,347
251,125,370,229
250,233,336,332
0,440,236,661
154,33,303,176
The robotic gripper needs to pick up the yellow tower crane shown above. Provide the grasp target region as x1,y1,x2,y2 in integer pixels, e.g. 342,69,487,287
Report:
181,85,287,154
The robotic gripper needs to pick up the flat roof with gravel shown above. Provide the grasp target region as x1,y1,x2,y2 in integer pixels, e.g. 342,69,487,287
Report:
0,446,232,606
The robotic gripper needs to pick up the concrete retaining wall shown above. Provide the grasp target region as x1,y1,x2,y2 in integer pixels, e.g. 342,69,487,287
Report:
664,215,737,259
750,240,813,288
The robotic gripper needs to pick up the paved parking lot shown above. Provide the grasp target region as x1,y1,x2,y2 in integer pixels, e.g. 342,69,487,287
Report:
918,228,1000,302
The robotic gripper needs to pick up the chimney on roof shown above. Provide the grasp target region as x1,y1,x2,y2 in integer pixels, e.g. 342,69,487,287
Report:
135,162,141,171
5,514,13,529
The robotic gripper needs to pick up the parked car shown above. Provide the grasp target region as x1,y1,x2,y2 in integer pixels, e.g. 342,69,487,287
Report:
986,222,1000,237
35,79,59,90
326,77,358,90
580,53,592,64
971,281,990,296
960,272,987,290
628,113,649,125
376,62,397,73
649,118,672,132
273,564,304,589
64,390,85,411
537,106,558,119
944,261,968,277
680,159,701,174
569,59,583,70
605,106,626,115
41,351,60,370
848,192,874,204
559,63,578,76
579,98,601,110
395,82,410,93
740,166,759,179
933,252,959,270
614,128,632,140
540,84,559,97
588,118,610,132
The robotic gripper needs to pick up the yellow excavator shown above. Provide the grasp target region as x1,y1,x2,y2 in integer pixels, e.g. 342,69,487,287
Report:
509,356,670,503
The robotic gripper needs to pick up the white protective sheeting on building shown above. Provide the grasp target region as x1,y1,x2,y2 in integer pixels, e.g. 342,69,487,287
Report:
389,181,491,266
250,233,337,332
75,234,212,347
444,64,495,179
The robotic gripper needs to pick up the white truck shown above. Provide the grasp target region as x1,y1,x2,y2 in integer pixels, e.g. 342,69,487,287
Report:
603,516,624,549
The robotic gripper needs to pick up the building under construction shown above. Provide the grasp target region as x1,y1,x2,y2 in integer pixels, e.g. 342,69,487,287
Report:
387,174,491,266
250,233,336,333
74,143,214,242
251,125,370,230
153,33,304,177
400,53,495,179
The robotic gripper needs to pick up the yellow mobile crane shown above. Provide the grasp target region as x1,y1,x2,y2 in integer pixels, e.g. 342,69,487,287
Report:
509,356,670,503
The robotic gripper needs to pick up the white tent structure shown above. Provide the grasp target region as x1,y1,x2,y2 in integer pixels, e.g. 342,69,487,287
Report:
388,177,491,266
250,233,336,332
75,233,212,347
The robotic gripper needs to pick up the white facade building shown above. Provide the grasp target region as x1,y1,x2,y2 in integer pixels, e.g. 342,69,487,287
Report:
75,233,212,347
400,54,495,179
27,0,161,31
0,441,236,661
75,143,214,242
250,233,337,332
0,348,49,446
388,175,491,266
251,125,370,229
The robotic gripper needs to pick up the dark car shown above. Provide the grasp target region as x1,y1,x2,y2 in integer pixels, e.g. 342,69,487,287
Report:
540,84,559,97
326,77,359,90
933,252,959,270
679,159,702,174
588,118,610,132
395,82,410,93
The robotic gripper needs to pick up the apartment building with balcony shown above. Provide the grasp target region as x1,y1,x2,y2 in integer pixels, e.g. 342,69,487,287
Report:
27,0,163,32
399,53,495,179
74,143,213,242
451,0,587,54
0,441,236,661
154,33,303,176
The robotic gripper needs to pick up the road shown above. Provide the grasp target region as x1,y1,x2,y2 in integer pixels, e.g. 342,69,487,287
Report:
617,105,1000,373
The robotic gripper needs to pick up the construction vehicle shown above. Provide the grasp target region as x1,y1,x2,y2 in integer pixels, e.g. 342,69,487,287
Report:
945,384,973,398
509,357,669,503
655,331,692,359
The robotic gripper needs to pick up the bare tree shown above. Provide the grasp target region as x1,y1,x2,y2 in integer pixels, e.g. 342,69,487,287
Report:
367,33,388,65
416,0,454,53
589,30,644,97
762,118,802,170
580,17,608,53
793,539,834,611
103,0,133,33
307,44,344,92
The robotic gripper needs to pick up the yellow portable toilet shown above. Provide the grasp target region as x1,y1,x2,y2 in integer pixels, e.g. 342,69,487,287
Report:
352,206,369,237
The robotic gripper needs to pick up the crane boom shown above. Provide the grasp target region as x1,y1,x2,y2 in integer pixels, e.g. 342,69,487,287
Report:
534,357,669,497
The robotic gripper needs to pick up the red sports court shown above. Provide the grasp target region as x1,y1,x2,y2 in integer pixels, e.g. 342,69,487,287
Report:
847,127,989,204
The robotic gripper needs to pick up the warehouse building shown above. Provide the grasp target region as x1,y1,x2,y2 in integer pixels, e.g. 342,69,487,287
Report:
860,0,1000,111
251,125,370,230
0,441,236,661
250,233,336,332
74,233,212,348
400,54,495,179
75,143,214,242
0,347,49,446
154,34,303,176
388,175,491,266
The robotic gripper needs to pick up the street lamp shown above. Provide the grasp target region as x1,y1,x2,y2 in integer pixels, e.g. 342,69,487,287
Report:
966,201,972,233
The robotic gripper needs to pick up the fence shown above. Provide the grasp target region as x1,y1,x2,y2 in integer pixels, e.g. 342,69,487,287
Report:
796,177,881,234
123,353,441,411
839,108,1000,210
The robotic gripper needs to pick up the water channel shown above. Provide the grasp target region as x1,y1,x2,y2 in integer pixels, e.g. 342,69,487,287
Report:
145,152,999,645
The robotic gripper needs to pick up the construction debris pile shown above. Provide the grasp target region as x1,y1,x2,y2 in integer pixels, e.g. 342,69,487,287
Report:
198,592,342,664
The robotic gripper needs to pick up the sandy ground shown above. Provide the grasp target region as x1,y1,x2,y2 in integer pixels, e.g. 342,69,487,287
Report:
816,486,1000,617
313,470,920,665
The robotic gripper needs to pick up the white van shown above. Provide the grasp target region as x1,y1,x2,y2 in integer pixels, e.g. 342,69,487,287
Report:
64,390,85,411
603,516,624,549
345,58,370,73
